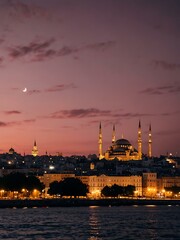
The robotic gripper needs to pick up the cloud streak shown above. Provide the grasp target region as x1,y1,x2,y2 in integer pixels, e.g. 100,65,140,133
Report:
6,0,51,22
140,85,180,95
48,108,154,120
4,110,21,115
49,108,112,119
0,119,35,127
152,60,180,70
0,57,3,66
45,83,77,92
7,39,116,62
84,41,115,51
8,38,55,60
11,83,77,95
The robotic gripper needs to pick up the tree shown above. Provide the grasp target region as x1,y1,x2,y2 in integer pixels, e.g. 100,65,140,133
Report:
48,181,60,196
26,175,44,193
3,172,27,192
124,185,135,196
101,186,111,197
60,178,88,198
48,178,88,198
101,184,135,197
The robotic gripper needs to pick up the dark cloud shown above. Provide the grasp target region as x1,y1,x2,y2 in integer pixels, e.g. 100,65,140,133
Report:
4,110,21,115
49,108,111,119
140,85,180,95
58,46,79,57
7,39,115,62
32,49,57,62
0,121,21,127
0,119,36,127
0,121,8,127
83,41,116,51
6,0,51,21
28,89,41,95
112,112,154,118
152,60,180,70
8,38,55,59
45,83,77,92
0,57,3,65
48,108,154,120
161,111,180,116
23,119,36,123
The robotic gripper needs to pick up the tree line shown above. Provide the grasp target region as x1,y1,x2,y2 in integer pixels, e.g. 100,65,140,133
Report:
0,172,44,195
101,184,135,197
48,178,136,198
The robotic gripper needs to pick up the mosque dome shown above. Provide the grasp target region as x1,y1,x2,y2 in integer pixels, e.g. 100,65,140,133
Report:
115,138,131,146
113,138,132,150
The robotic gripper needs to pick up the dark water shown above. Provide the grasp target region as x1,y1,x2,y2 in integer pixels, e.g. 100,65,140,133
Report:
0,205,179,239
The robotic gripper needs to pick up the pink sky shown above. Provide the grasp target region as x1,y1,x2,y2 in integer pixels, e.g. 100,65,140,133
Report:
0,0,179,156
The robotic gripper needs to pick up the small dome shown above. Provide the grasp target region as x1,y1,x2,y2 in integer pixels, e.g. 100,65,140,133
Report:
9,148,15,154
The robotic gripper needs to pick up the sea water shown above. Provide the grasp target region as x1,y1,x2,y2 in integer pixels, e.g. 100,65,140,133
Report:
0,205,179,239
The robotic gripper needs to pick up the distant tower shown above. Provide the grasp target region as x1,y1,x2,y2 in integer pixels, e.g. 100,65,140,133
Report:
98,122,103,159
138,120,142,159
148,124,152,158
32,140,38,157
112,124,116,144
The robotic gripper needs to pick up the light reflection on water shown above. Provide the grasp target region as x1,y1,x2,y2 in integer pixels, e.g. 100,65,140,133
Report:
89,206,101,239
0,205,179,239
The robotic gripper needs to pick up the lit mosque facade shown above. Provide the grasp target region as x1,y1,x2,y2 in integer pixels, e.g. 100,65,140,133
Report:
98,121,152,161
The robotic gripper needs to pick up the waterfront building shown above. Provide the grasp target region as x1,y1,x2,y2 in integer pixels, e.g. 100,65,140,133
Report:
78,175,142,198
39,173,142,198
39,172,180,198
142,173,157,197
157,176,180,197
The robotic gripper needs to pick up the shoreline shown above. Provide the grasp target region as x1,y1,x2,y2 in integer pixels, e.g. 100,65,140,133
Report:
0,198,179,208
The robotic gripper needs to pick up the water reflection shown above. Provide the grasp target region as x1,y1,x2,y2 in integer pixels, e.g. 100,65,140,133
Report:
88,206,101,240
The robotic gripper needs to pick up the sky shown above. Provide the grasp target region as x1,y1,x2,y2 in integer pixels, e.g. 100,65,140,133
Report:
0,0,179,157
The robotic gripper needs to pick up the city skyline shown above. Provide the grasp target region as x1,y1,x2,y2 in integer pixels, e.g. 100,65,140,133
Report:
0,0,179,156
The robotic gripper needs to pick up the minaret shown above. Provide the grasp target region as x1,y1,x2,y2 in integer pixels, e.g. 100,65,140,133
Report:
112,124,115,144
32,140,38,157
138,120,142,159
98,122,103,159
148,124,152,158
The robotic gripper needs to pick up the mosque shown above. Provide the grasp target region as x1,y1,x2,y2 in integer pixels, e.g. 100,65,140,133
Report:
98,121,152,161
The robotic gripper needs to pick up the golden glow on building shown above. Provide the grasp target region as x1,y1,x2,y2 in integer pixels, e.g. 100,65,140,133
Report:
78,175,142,198
112,124,115,144
32,140,38,157
148,124,152,158
138,120,142,159
99,121,153,161
98,122,103,159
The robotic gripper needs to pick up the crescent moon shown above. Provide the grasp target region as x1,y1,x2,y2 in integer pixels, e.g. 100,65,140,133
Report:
23,88,27,93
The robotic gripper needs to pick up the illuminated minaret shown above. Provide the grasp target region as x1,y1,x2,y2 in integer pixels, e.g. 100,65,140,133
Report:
148,124,152,158
98,122,103,159
32,140,38,157
138,120,142,159
112,124,116,144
